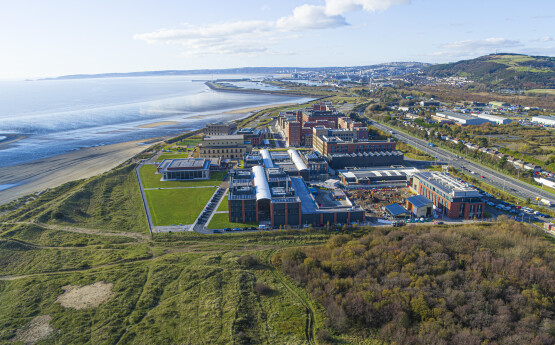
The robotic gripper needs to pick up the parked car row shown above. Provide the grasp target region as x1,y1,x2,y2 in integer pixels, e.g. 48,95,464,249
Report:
197,187,225,225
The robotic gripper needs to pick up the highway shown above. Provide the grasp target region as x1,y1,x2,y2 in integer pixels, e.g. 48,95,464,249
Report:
368,120,555,206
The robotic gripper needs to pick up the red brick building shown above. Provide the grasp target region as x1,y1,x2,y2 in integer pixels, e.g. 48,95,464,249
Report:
313,135,396,156
410,172,484,219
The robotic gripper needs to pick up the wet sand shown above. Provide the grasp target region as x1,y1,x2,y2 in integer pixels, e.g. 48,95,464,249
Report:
0,101,308,205
135,121,179,128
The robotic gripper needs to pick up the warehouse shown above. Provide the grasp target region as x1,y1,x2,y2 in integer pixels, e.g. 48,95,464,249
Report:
532,115,555,126
474,113,512,125
435,111,490,126
405,195,433,217
338,167,419,188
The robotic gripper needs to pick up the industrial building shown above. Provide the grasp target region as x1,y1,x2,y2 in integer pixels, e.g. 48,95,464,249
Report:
327,151,404,169
435,111,490,126
338,167,419,189
410,172,484,219
156,158,212,181
474,113,512,125
532,115,555,126
405,195,433,217
228,166,365,227
197,135,252,159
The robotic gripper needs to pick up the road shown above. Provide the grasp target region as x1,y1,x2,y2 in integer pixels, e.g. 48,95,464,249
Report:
368,120,555,206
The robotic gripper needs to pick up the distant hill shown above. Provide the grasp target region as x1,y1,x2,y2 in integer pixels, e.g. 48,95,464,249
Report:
39,62,430,81
423,53,555,89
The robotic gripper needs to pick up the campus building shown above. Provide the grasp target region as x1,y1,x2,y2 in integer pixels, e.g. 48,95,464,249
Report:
327,151,404,169
410,171,484,219
313,135,396,156
236,127,264,147
277,102,368,147
228,166,365,227
156,158,211,180
197,135,252,159
204,122,237,136
338,167,419,189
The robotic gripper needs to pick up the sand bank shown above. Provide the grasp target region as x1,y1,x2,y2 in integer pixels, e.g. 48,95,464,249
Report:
135,121,179,128
0,139,163,205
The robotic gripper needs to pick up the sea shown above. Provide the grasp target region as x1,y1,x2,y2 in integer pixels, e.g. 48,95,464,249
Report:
0,75,312,167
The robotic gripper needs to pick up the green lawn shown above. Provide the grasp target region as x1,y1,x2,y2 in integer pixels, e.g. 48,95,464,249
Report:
139,165,226,188
156,153,190,161
217,195,229,212
526,88,555,95
175,138,202,146
207,213,257,229
145,188,216,226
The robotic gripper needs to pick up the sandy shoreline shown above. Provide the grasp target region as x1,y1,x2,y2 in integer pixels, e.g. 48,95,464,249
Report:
0,139,161,205
0,100,308,205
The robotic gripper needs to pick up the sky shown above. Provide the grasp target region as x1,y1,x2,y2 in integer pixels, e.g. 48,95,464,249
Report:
0,0,554,79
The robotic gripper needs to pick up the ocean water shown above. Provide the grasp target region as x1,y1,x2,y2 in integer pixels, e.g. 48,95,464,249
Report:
0,75,311,167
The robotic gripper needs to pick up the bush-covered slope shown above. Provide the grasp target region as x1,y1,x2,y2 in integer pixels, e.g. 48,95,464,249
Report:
277,222,555,344
424,54,555,89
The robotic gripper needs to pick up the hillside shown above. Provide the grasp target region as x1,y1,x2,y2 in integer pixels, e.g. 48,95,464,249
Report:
0,159,554,344
424,54,555,89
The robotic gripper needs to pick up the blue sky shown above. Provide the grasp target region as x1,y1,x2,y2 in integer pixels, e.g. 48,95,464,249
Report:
1,0,553,79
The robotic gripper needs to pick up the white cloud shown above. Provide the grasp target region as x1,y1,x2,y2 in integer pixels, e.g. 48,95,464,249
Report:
440,38,522,51
325,0,411,15
135,0,409,57
537,36,555,42
276,4,347,31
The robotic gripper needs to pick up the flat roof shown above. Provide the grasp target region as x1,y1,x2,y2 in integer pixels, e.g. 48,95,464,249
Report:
385,203,408,216
414,171,481,198
339,167,419,180
203,134,244,140
168,158,208,169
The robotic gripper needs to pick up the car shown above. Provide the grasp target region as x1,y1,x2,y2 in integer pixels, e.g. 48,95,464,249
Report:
213,230,222,233
224,228,231,232
233,228,241,231
249,227,257,230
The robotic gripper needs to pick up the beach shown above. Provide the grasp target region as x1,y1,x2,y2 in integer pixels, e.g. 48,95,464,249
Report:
0,139,159,205
0,101,302,205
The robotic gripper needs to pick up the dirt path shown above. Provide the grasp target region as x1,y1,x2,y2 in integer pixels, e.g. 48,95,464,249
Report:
264,250,317,345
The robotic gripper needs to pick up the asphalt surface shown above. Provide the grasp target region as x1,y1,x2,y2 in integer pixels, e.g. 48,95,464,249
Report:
368,120,555,206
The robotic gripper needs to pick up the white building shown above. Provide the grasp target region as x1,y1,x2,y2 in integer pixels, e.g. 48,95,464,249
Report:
435,111,490,126
532,116,555,126
475,113,512,125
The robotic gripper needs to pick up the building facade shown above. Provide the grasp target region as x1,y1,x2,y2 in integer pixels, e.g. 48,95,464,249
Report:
157,158,211,180
198,135,251,159
313,135,396,156
204,122,237,136
410,172,484,219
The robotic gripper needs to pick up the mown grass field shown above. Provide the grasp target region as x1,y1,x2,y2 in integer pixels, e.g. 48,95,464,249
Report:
217,195,229,212
139,165,226,188
156,153,191,161
145,188,216,226
207,213,257,230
